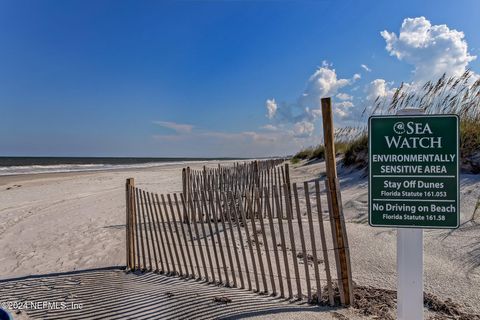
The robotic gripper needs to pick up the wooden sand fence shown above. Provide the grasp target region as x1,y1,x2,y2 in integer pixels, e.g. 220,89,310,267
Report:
125,178,351,305
124,98,353,306
182,159,292,221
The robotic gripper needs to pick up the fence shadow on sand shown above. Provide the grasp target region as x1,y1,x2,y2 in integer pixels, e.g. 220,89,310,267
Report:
0,267,339,320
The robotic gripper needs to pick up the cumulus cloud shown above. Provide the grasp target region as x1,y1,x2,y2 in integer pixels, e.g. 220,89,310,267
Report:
293,121,315,138
366,79,396,102
336,93,353,101
381,16,476,81
299,62,353,109
361,64,372,72
265,99,277,119
264,61,360,138
153,120,194,134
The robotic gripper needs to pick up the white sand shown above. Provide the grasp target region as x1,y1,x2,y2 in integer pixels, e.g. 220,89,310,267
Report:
1,160,479,318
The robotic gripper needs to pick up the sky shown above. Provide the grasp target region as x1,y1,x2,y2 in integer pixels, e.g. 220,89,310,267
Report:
1,0,479,158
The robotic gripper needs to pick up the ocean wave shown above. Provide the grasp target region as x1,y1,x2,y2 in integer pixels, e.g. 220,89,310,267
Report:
0,160,209,176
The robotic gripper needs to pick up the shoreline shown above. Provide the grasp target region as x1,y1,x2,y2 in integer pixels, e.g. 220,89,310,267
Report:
0,159,250,187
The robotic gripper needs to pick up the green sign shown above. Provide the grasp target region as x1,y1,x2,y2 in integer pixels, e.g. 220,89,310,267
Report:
369,114,459,229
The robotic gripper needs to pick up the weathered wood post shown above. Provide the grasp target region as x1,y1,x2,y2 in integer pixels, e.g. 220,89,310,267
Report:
182,168,186,198
321,97,353,306
254,161,260,218
126,178,135,270
284,163,292,219
182,168,190,223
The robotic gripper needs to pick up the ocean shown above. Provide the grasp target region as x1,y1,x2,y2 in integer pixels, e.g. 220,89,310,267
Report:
0,157,241,176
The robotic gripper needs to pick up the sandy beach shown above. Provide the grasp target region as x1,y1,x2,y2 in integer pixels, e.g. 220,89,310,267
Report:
1,160,479,319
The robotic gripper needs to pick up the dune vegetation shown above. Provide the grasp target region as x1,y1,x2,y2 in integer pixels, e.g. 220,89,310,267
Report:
292,71,480,173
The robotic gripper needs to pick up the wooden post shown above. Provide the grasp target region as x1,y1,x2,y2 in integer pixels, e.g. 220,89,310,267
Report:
182,168,189,223
284,163,292,217
126,178,134,269
321,97,353,306
186,167,191,222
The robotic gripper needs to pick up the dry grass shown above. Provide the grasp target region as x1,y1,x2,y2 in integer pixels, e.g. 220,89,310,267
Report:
292,72,480,171
345,71,480,171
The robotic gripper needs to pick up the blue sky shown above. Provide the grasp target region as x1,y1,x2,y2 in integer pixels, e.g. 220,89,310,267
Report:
1,0,479,157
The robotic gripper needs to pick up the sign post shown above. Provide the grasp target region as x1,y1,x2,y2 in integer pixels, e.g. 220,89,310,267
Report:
368,110,459,320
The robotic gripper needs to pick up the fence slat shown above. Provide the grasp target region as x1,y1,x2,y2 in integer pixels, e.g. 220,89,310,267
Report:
190,192,208,281
167,194,188,276
197,192,216,283
315,181,343,305
143,190,159,272
161,194,182,275
231,194,252,291
150,192,167,273
256,188,276,295
247,192,268,293
304,182,322,304
135,188,147,270
140,190,154,271
293,183,311,300
274,186,292,298
181,193,202,279
173,193,191,277
166,194,184,276
225,192,246,289
214,190,235,287
201,190,223,284
284,184,302,299
156,193,175,274
265,187,283,297
220,191,245,289
206,190,230,284
238,192,259,292
146,192,164,272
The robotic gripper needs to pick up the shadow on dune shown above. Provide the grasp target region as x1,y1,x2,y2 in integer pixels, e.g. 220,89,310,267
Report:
0,267,333,320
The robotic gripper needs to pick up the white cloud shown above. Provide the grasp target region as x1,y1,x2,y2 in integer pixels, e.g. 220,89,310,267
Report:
366,79,396,102
260,124,278,131
381,16,476,81
293,121,315,138
265,99,277,119
299,62,353,109
337,101,354,108
361,64,372,72
264,61,362,137
336,93,353,101
153,120,194,134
